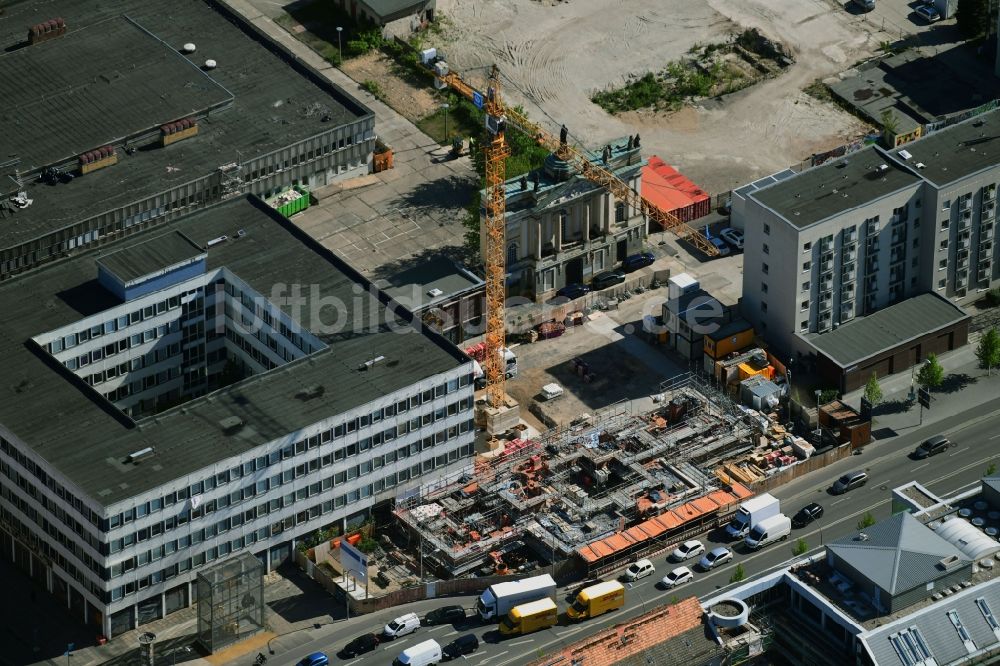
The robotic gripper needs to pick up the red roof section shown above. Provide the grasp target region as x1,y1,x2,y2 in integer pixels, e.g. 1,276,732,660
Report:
641,156,711,217
576,483,752,562
527,597,705,666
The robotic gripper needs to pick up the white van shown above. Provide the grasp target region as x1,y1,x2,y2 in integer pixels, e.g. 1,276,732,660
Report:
383,612,421,639
393,639,442,666
622,558,655,582
744,514,792,551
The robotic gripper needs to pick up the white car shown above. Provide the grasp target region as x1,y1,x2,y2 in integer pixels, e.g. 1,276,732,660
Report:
670,540,706,562
623,558,656,582
698,547,734,571
720,227,744,250
660,566,694,589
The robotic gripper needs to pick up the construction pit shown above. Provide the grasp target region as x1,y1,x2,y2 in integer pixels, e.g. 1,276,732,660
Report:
392,375,781,579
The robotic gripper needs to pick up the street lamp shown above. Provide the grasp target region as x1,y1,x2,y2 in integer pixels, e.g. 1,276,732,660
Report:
336,26,343,63
814,389,822,443
441,103,450,142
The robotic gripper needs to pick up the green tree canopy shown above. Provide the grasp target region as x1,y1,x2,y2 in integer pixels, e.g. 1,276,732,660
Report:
976,327,1000,376
863,372,883,405
916,353,944,389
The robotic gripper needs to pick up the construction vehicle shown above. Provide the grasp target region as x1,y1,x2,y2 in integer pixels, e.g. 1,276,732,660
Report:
427,61,718,423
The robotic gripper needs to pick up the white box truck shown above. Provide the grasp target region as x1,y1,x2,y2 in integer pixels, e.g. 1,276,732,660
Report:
725,493,779,540
476,573,556,621
744,514,792,550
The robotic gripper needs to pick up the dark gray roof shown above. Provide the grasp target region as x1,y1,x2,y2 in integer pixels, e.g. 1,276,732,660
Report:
802,293,970,368
380,254,483,312
361,0,432,19
2,15,233,171
749,147,921,229
96,231,204,284
888,108,1000,187
0,196,467,507
706,318,753,342
0,0,369,247
983,475,1000,497
828,512,969,596
860,578,1000,666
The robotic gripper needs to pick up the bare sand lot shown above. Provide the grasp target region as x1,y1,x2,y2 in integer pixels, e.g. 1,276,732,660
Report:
436,0,882,193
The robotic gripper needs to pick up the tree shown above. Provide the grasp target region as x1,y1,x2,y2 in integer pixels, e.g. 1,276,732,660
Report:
730,563,746,584
857,511,876,531
956,0,990,39
793,538,809,556
880,109,899,144
976,328,1000,376
863,372,883,406
988,462,997,476
916,353,944,390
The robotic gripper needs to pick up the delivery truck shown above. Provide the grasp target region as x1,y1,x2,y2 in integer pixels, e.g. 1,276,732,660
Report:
566,581,625,621
744,514,792,550
725,493,779,540
476,573,556,621
498,598,559,636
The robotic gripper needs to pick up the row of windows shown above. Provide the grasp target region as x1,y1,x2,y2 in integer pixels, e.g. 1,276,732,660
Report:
244,134,358,185
220,282,318,355
46,292,197,355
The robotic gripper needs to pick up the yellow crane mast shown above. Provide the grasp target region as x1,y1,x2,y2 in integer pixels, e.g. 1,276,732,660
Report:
435,65,718,410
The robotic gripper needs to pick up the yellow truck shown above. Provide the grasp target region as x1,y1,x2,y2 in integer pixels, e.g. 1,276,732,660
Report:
498,598,558,636
566,581,625,621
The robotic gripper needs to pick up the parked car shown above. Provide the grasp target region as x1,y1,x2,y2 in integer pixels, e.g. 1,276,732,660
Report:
914,4,940,21
556,283,590,300
792,503,825,528
296,653,329,666
383,612,421,639
913,434,951,459
698,547,733,571
422,605,466,626
831,470,869,495
591,269,627,290
442,634,480,660
719,227,744,250
851,0,875,11
340,634,380,658
659,566,694,589
670,540,706,562
707,236,732,256
621,252,655,272
622,558,656,581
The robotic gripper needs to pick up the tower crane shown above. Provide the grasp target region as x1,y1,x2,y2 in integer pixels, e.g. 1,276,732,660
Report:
434,64,719,410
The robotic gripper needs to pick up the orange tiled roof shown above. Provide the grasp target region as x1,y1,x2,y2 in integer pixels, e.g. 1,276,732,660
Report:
526,597,705,666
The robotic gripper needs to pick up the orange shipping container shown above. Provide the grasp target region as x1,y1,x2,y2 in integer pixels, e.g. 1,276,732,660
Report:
738,362,774,381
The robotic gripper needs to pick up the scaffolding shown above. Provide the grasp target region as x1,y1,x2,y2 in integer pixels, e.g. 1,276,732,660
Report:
195,552,265,654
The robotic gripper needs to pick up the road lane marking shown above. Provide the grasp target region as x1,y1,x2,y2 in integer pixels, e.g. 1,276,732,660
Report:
560,625,588,637
831,498,848,505
990,434,1000,440
429,626,447,632
481,650,509,664
444,629,459,636
508,638,534,646
913,463,929,471
344,660,361,666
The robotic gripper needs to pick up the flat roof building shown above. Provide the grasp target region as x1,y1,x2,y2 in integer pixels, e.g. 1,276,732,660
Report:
0,196,476,639
0,0,375,279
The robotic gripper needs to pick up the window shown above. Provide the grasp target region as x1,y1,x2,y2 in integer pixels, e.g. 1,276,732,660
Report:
762,243,770,255
762,262,769,275
763,223,770,235
800,321,808,332
803,242,812,251
760,301,768,314
941,219,950,230
802,281,810,291
761,282,768,294
615,202,627,223
942,199,951,210
938,279,946,289
507,243,518,265
940,239,949,250
939,258,947,269
802,261,811,271
801,300,809,311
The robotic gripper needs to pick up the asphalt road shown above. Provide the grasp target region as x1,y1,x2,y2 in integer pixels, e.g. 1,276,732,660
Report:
269,400,1000,666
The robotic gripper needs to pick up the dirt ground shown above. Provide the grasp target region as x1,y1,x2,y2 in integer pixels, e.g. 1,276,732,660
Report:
340,51,439,123
434,0,882,193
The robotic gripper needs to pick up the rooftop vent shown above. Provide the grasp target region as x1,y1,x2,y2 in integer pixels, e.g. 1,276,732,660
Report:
182,42,197,53
857,532,870,541
219,416,244,435
427,288,444,298
27,17,67,45
125,447,155,463
915,162,926,169
876,164,890,174
938,554,963,570
204,59,217,70
206,235,228,248
358,355,386,371
295,385,326,401
236,229,247,239
899,149,912,160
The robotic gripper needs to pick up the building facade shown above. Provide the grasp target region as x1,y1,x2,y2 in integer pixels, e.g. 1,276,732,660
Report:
741,110,1000,362
0,197,475,640
492,139,648,301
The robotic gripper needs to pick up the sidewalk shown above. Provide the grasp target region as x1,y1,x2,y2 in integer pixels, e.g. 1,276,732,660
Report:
841,332,1000,438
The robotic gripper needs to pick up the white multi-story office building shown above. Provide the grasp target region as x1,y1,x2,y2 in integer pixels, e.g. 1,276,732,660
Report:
0,196,476,639
740,111,999,389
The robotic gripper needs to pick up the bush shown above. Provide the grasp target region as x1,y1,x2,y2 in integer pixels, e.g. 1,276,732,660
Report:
983,288,1000,308
361,80,385,101
857,511,876,530
793,538,809,556
345,28,386,57
730,563,746,583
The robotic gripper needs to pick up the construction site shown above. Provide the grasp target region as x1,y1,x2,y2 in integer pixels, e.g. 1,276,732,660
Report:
391,374,780,580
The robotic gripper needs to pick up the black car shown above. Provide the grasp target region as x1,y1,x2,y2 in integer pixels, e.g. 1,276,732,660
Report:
556,283,590,300
913,434,951,459
591,270,626,290
443,633,479,660
339,634,379,658
422,605,467,626
622,252,655,272
792,503,824,528
566,578,605,600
